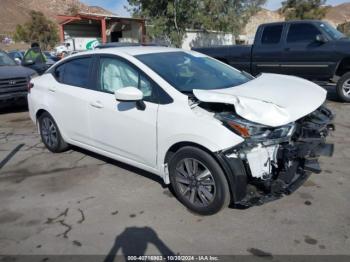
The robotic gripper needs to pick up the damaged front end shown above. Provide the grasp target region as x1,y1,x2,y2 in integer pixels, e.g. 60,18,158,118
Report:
214,105,335,207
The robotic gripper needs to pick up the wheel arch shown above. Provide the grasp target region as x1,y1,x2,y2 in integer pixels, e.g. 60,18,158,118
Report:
36,108,48,120
335,57,350,77
164,141,215,166
34,108,67,141
34,108,50,132
163,141,245,206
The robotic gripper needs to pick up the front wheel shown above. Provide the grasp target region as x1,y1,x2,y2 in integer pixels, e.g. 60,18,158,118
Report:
336,72,350,102
169,146,230,215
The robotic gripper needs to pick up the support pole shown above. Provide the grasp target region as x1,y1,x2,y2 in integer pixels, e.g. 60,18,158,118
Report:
59,24,64,43
101,18,107,43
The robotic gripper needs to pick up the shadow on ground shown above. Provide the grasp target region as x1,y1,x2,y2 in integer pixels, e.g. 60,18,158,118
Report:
72,146,167,188
104,227,176,261
0,100,28,115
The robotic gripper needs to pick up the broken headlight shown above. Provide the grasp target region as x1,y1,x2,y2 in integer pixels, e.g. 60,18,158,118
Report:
216,113,295,142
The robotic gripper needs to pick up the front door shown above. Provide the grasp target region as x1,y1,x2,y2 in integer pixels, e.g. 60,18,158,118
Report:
88,55,159,168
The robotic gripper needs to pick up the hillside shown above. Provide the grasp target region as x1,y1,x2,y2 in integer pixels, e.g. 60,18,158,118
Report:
325,3,350,26
243,3,350,42
0,0,113,35
243,9,284,40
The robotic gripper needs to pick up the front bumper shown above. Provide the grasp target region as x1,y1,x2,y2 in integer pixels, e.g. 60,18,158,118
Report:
217,105,334,208
0,92,28,107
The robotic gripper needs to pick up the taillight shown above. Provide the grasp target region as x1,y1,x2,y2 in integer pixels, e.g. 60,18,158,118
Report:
27,82,34,93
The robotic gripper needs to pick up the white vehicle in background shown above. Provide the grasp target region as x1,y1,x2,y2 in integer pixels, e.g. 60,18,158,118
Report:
54,44,70,56
54,38,101,56
27,47,334,215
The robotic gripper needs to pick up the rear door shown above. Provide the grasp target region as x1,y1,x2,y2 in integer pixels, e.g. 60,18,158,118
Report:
48,56,95,146
280,22,333,80
251,23,285,75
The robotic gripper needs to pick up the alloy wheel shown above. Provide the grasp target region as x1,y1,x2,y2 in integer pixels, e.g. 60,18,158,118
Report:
342,79,350,98
175,158,216,207
41,117,58,148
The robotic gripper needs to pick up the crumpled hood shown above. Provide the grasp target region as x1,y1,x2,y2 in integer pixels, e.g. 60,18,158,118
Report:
193,73,327,127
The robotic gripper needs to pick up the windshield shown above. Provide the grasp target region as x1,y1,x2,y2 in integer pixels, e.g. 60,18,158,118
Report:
0,51,16,66
135,51,251,93
317,22,345,40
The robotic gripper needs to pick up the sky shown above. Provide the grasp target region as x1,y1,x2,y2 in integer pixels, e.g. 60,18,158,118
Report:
80,0,349,17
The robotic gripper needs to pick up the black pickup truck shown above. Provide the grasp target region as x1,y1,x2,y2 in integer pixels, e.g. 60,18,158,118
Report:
193,20,350,102
0,50,36,108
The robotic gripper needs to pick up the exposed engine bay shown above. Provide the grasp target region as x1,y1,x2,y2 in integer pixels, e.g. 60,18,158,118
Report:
192,97,334,207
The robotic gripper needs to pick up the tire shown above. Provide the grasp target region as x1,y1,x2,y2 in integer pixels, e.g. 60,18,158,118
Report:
38,112,69,153
336,72,350,102
169,146,230,215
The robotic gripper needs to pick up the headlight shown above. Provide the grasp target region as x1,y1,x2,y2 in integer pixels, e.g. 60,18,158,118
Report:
215,113,295,142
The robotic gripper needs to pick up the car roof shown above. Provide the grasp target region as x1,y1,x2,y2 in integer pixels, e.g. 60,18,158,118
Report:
76,46,182,57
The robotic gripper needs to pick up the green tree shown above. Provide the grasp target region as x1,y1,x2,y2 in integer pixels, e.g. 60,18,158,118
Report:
13,10,59,49
281,0,327,20
193,0,266,36
337,22,350,37
128,0,198,47
127,0,266,47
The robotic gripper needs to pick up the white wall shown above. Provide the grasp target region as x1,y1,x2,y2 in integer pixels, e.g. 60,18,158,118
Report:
182,31,235,50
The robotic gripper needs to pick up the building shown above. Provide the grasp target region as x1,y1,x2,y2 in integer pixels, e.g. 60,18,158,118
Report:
57,12,146,50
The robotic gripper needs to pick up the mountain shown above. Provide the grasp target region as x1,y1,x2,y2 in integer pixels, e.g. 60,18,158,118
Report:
0,0,113,35
243,3,350,42
243,9,284,41
325,3,350,26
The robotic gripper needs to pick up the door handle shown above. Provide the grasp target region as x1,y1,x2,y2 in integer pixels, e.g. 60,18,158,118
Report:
48,87,56,92
90,101,104,109
284,47,291,51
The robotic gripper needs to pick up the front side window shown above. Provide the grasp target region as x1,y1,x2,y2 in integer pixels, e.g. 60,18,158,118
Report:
287,23,321,43
61,57,92,88
261,25,283,44
98,57,157,102
135,51,251,93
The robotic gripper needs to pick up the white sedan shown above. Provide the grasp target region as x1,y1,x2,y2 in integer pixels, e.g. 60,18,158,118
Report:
28,46,334,215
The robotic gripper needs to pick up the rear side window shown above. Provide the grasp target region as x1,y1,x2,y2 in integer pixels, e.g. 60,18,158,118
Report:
261,25,283,44
287,23,321,43
57,57,92,88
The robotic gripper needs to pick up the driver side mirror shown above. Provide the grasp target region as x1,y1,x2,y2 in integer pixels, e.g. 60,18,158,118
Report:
115,87,145,110
114,86,143,101
315,34,327,43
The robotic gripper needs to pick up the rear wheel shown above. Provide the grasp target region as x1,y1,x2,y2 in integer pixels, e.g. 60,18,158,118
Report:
169,146,230,215
336,72,350,102
38,112,69,153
